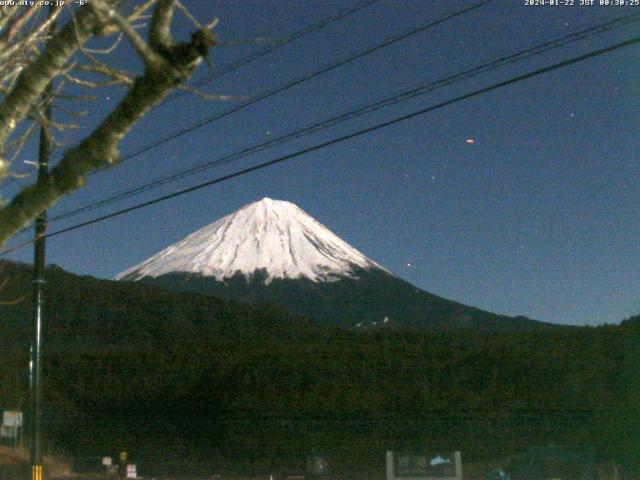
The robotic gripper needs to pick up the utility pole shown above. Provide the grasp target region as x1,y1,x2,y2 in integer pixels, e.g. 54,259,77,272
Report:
30,90,51,480
30,9,55,480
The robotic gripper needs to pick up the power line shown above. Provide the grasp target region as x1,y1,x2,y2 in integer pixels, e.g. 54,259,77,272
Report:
35,0,476,181
5,0,495,241
159,0,385,107
48,11,640,223
16,0,383,186
93,0,493,173
31,35,638,244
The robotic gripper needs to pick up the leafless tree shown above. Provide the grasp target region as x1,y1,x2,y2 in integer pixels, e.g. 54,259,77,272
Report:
0,0,217,246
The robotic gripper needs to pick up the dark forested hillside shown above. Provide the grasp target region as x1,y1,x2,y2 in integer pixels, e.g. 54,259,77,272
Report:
134,268,559,332
0,261,638,474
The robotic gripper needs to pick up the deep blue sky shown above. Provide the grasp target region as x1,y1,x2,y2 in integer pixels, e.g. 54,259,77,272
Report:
4,0,639,326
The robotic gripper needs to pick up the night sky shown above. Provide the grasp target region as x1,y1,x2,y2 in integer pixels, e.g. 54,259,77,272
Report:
3,0,639,326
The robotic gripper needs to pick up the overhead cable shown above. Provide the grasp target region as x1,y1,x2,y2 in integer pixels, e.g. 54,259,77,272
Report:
49,11,640,223
30,35,639,244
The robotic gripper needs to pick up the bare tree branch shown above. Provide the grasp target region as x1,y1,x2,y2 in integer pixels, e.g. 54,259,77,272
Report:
91,0,165,68
0,5,41,47
81,32,123,54
0,8,62,64
149,0,175,53
0,3,217,245
0,5,103,149
175,85,248,102
76,63,134,86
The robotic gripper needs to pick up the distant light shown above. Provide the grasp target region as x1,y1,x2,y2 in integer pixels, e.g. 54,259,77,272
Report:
406,262,412,267
466,138,475,144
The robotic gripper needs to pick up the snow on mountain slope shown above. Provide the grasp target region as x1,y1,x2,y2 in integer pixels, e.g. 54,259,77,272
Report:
115,198,387,283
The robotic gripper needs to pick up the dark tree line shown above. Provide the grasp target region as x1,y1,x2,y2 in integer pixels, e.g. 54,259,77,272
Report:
0,261,638,474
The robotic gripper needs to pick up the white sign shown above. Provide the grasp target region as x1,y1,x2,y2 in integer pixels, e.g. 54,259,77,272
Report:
386,451,463,480
3,411,23,427
126,464,137,478
102,457,112,466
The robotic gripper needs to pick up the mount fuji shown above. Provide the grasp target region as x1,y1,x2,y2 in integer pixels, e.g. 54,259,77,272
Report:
116,197,386,284
116,198,552,332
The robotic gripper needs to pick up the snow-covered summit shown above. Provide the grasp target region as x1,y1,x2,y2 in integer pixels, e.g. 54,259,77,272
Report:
115,197,387,283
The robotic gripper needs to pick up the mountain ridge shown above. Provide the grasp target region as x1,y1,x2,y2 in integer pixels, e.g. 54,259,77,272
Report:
116,197,555,332
134,267,560,332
